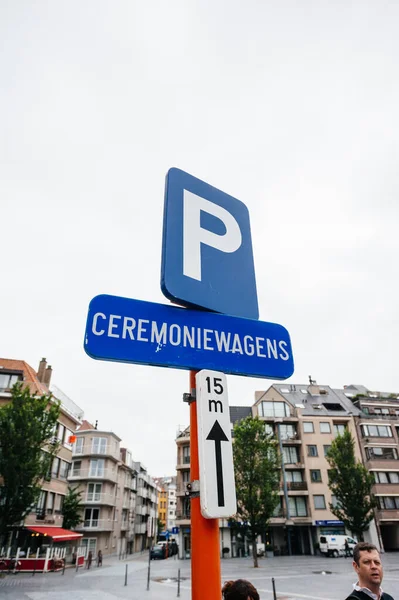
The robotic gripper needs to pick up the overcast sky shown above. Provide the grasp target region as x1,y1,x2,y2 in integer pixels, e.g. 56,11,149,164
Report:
1,1,399,477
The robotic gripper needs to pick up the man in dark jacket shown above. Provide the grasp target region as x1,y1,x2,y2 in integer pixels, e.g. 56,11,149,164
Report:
346,542,394,600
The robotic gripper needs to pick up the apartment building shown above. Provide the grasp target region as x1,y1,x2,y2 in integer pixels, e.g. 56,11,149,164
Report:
156,482,168,530
68,421,138,557
134,462,158,552
154,476,177,533
251,382,377,554
175,426,192,557
120,448,138,555
0,357,83,537
175,382,384,556
345,385,399,551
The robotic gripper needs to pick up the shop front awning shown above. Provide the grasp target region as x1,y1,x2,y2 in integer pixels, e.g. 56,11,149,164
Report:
26,526,83,541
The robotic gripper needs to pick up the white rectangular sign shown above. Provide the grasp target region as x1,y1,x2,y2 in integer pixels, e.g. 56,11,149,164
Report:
196,370,237,519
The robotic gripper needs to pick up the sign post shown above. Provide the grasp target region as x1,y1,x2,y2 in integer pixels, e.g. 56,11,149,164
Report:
83,167,295,600
189,371,221,600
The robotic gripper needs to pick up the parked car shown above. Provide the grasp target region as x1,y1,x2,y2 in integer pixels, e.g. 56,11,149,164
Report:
150,544,165,560
319,535,357,557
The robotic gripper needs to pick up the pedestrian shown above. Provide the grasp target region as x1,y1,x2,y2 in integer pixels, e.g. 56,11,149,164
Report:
97,549,103,567
87,550,93,569
345,538,351,558
345,542,394,600
222,579,260,600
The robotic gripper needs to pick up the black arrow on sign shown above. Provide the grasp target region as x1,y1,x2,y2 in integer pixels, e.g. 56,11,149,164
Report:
206,420,229,507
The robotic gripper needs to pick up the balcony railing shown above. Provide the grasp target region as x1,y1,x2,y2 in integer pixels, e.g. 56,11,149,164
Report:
75,520,114,531
360,413,399,420
134,523,147,534
68,468,118,482
137,487,148,498
176,510,191,520
85,493,116,505
72,444,119,459
286,481,308,491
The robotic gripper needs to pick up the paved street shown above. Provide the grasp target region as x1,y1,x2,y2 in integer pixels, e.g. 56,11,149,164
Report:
0,553,398,600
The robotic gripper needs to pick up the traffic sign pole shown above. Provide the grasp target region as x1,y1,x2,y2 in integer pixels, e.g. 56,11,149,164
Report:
189,370,221,600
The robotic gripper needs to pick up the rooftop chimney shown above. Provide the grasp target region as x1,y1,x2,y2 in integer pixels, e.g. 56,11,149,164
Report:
43,365,52,387
37,358,47,382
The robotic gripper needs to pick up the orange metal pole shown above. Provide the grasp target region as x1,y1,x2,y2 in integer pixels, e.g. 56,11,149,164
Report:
189,370,221,600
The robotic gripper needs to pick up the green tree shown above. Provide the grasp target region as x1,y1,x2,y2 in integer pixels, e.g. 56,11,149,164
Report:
62,486,83,529
156,517,164,538
0,383,60,545
231,416,280,567
326,429,376,541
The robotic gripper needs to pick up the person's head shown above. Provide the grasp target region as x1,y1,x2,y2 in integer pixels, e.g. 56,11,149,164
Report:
352,542,383,593
222,579,259,600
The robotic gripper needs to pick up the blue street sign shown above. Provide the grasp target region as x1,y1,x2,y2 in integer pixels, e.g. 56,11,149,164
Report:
161,168,259,319
84,295,294,379
172,527,179,534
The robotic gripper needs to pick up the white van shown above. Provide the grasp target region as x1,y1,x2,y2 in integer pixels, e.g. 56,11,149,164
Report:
319,535,357,557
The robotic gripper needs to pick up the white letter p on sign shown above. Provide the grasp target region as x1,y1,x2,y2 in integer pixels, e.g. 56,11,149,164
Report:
183,190,242,281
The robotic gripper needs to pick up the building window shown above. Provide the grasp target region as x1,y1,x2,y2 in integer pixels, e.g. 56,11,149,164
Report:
333,424,346,437
310,470,322,483
57,423,65,443
46,492,55,514
51,457,60,478
323,403,344,412
72,460,81,476
273,500,283,517
377,496,399,510
81,538,97,558
307,445,318,457
55,494,64,514
92,437,107,454
366,447,398,460
314,495,326,509
286,470,303,482
59,460,70,480
259,401,290,418
320,422,331,433
84,508,99,527
374,471,399,484
331,495,339,508
323,445,331,457
36,491,47,518
265,423,274,436
64,428,74,447
182,471,190,484
89,459,105,477
182,446,190,464
288,497,307,517
87,483,102,501
279,424,296,440
361,425,393,438
0,373,20,390
303,422,314,433
283,446,299,464
74,437,84,454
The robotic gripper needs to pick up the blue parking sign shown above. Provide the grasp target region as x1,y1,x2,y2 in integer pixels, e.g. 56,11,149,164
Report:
161,168,259,319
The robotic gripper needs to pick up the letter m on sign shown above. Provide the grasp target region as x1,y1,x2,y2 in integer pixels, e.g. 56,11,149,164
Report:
209,399,223,413
161,168,259,319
